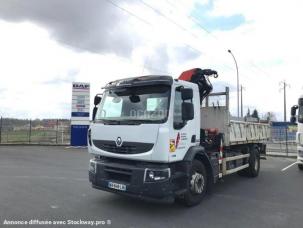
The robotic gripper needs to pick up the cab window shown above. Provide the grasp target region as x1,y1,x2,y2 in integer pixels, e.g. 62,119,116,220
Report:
173,89,183,129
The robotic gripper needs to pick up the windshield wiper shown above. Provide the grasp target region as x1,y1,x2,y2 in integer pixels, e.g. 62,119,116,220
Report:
123,119,161,124
98,120,121,125
97,119,140,125
96,119,162,125
119,119,142,125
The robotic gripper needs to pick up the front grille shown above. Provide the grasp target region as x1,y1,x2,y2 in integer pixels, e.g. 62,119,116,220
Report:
102,143,136,154
93,140,153,154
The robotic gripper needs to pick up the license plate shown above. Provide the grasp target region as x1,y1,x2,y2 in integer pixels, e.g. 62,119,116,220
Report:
108,182,126,191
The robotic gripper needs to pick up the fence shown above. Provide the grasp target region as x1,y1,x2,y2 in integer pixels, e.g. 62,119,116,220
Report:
266,122,297,157
0,117,71,145
0,118,299,156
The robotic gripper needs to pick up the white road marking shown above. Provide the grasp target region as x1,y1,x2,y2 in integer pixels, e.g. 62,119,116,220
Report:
50,205,59,209
281,161,298,171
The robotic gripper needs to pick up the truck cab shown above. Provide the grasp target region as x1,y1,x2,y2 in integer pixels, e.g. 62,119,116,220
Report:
88,69,268,206
290,96,303,170
89,75,205,204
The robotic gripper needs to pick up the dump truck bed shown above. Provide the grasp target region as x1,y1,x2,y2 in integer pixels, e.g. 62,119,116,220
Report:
200,88,270,146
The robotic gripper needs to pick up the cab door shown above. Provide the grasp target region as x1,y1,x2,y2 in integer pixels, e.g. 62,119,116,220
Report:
169,84,198,162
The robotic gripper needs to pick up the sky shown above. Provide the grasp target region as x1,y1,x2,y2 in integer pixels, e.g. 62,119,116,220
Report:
0,0,302,120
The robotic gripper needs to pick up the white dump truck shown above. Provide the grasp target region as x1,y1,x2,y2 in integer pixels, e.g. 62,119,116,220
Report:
290,96,303,170
88,68,270,206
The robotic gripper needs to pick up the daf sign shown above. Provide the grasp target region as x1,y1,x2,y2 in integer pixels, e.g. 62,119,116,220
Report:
71,82,90,146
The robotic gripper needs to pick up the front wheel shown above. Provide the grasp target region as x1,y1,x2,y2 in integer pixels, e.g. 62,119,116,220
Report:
298,164,303,171
182,160,208,207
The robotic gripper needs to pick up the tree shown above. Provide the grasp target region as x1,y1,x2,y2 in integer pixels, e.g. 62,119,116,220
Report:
251,109,259,120
264,112,277,121
246,108,251,118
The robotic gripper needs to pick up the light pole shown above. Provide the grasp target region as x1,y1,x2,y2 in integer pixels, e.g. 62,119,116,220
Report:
240,85,245,118
228,49,239,118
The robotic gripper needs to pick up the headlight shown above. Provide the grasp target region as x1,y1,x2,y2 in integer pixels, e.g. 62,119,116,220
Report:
89,159,97,173
144,168,170,182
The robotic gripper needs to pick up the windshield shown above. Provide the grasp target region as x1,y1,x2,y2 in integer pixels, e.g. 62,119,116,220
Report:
95,85,170,124
299,98,303,123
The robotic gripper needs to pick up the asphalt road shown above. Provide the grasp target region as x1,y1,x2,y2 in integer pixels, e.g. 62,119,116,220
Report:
0,146,302,228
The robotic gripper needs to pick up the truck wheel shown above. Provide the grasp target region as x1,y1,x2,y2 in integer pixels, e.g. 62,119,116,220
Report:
182,160,208,207
238,147,260,177
298,164,303,171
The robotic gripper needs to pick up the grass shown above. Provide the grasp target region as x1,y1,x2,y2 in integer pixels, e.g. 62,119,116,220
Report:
0,130,70,144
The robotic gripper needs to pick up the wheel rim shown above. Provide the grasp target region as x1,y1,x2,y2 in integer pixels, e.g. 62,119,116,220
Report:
190,172,205,194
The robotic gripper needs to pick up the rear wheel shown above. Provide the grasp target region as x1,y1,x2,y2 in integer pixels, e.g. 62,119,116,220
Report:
181,160,208,207
298,164,303,171
238,146,260,177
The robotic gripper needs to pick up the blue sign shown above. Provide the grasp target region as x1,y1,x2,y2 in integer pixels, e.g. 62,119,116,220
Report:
71,125,89,146
71,112,90,117
71,82,90,146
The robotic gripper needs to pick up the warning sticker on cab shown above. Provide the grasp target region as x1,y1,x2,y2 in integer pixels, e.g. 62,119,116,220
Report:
169,139,176,152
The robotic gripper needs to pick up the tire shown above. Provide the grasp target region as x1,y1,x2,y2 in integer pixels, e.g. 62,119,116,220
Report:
298,164,303,171
181,160,208,207
238,146,260,177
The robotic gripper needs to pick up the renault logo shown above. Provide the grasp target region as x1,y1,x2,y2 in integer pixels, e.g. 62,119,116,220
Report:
116,137,123,147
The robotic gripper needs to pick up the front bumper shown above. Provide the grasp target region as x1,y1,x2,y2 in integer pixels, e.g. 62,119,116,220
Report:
89,157,188,203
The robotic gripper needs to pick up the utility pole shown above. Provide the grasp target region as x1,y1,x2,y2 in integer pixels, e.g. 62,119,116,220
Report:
228,50,239,118
279,81,290,122
279,80,290,155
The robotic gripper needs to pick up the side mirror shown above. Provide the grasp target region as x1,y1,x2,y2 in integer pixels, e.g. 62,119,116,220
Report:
181,88,193,100
291,105,298,116
94,96,102,106
290,105,298,123
182,102,194,121
92,107,98,121
93,94,102,121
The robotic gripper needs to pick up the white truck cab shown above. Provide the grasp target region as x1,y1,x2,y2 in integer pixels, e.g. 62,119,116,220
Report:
88,68,269,206
290,95,303,170
89,77,200,163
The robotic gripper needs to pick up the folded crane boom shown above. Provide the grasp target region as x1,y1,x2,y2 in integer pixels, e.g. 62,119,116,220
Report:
179,68,218,104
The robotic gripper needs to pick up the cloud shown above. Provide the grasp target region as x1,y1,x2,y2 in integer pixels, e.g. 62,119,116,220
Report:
0,0,139,56
144,44,201,75
212,80,236,92
191,1,246,31
0,0,302,121
0,0,201,77
171,45,201,64
44,69,80,85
